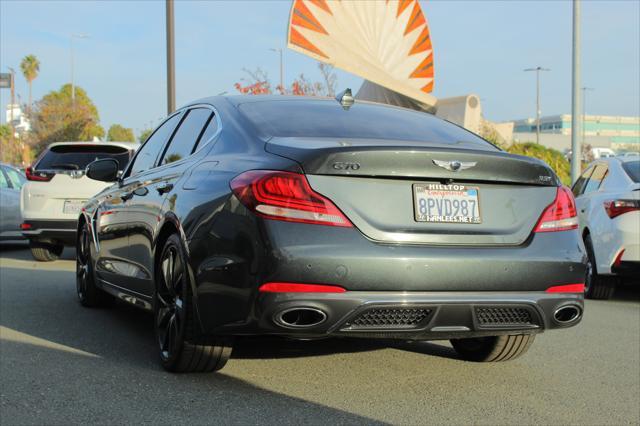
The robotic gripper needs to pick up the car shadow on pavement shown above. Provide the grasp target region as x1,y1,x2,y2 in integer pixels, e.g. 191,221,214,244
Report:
232,336,460,361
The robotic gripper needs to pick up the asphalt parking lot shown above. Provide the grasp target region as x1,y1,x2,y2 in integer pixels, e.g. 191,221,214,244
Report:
1,242,639,425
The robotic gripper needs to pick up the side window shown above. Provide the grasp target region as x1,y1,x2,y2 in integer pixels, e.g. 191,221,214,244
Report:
159,108,212,166
194,113,218,151
583,165,608,195
127,113,182,177
0,169,9,189
5,167,25,190
572,166,594,197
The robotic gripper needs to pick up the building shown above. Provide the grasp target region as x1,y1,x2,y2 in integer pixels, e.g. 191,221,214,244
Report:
511,114,639,151
5,103,31,136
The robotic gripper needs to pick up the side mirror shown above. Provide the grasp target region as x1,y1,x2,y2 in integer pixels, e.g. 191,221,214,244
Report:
86,159,119,182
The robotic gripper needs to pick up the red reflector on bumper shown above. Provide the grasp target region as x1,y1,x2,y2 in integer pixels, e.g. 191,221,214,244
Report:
20,223,32,230
613,249,625,268
545,283,585,293
259,282,346,293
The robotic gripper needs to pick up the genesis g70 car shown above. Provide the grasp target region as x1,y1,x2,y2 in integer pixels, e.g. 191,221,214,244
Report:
78,96,586,372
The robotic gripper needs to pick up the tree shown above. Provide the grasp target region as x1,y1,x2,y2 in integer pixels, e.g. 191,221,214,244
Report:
107,124,135,142
0,124,21,164
30,84,104,152
235,63,338,97
20,54,40,115
138,129,153,143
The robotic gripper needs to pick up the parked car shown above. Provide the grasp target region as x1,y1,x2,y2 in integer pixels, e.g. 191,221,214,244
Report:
0,163,26,241
591,147,615,159
573,157,640,299
78,96,585,373
21,141,138,261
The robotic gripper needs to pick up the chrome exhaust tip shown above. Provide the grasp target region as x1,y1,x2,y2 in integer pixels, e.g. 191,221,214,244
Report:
553,304,582,325
275,307,327,328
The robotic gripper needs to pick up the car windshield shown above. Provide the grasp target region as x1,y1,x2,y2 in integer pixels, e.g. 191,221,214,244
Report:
622,160,640,183
238,99,498,150
36,144,132,171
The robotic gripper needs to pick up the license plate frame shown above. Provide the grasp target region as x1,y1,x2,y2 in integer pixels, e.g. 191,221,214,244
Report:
413,184,482,224
63,200,85,215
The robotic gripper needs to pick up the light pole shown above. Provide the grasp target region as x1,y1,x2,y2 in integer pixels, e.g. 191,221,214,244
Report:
570,0,582,183
70,33,90,104
166,0,176,114
524,66,550,144
581,86,594,146
269,48,284,93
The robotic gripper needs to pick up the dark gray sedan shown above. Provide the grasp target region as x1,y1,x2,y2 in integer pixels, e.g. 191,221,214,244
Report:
78,96,586,372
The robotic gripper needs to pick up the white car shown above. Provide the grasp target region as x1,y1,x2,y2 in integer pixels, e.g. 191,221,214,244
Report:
573,157,640,299
21,141,138,261
591,147,615,159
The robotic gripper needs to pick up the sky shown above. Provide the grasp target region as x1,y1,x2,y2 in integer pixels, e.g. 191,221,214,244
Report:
1,0,639,136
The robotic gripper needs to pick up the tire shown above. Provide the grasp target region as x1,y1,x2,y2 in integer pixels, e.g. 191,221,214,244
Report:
584,234,617,300
29,241,63,262
450,334,536,362
76,223,113,308
154,234,233,373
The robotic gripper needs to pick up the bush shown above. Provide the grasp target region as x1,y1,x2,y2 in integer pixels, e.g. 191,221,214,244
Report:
506,142,571,186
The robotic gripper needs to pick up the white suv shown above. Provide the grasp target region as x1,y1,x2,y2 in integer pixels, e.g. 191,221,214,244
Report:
21,141,138,261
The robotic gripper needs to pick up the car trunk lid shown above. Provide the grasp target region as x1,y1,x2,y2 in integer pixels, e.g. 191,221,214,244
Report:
267,137,559,246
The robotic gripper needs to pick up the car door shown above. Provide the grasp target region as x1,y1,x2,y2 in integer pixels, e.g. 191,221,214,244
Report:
0,167,22,237
126,107,215,296
95,112,184,296
576,164,608,231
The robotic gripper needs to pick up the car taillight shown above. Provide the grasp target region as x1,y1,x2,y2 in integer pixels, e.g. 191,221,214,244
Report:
230,170,353,227
604,199,640,218
534,186,579,232
25,166,54,182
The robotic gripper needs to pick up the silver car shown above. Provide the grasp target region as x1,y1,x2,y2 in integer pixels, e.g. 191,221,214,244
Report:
0,163,26,241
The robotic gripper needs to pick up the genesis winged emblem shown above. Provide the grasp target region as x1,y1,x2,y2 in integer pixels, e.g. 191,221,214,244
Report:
432,159,477,172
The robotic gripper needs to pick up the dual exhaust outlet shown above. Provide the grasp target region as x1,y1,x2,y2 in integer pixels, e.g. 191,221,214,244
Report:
273,304,583,329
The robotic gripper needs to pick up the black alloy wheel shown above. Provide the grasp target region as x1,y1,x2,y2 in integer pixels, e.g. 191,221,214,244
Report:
155,241,187,363
76,223,111,307
583,234,616,300
154,234,233,372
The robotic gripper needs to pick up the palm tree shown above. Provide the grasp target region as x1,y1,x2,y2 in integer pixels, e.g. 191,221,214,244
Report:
20,54,40,115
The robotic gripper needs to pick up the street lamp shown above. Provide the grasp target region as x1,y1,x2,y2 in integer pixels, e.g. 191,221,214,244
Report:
166,0,175,114
524,66,551,144
269,48,284,94
581,86,594,146
70,33,90,104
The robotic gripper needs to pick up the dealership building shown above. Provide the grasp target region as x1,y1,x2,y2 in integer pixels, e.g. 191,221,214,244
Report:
510,114,639,151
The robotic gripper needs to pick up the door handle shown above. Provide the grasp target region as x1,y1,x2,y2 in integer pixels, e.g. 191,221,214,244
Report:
156,183,174,195
120,192,134,202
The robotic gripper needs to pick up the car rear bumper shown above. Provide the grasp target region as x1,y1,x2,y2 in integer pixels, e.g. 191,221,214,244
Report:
212,291,583,340
21,219,77,245
190,220,587,339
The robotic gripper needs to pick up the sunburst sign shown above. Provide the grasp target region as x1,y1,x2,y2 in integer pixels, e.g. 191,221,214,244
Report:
287,0,436,104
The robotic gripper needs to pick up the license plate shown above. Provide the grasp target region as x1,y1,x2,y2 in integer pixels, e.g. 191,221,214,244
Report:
413,184,481,223
63,200,85,215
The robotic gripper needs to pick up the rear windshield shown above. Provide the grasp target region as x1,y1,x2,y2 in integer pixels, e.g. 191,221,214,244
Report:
36,144,132,171
238,99,497,150
622,160,640,183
